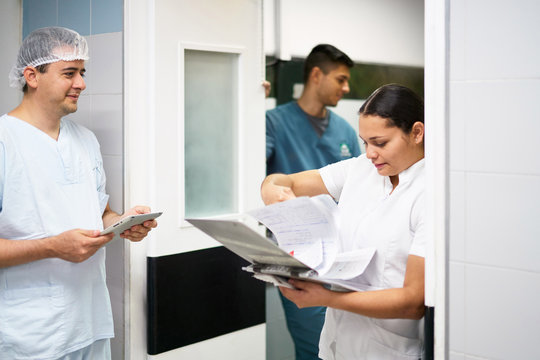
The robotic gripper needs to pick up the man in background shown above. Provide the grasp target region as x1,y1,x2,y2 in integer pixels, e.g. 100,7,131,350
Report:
266,44,361,359
0,26,157,359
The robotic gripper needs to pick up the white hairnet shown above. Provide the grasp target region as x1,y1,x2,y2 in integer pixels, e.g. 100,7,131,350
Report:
9,26,89,90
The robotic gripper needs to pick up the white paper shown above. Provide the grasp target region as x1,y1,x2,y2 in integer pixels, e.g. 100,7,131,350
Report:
252,274,295,289
247,194,377,288
321,247,376,280
248,195,338,271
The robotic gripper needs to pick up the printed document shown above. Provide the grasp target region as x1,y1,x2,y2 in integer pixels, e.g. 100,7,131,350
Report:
248,195,375,282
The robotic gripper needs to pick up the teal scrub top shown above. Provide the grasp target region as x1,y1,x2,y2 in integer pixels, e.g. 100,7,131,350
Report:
0,115,114,359
266,102,361,175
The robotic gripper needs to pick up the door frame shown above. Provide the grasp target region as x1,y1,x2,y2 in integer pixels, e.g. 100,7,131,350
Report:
124,0,156,358
424,0,450,358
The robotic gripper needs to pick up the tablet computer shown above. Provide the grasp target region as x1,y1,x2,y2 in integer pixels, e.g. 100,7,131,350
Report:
101,212,162,235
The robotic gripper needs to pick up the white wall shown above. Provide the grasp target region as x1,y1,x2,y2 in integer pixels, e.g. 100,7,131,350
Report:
264,0,424,67
448,0,540,359
0,0,22,114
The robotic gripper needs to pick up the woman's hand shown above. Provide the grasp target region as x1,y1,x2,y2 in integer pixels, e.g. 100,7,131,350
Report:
261,173,296,205
261,170,329,205
261,182,297,205
284,256,425,319
279,279,335,308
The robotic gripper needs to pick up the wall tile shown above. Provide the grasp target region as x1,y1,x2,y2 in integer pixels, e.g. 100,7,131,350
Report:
466,173,540,272
449,171,465,261
465,0,540,80
85,32,123,95
449,0,465,81
23,0,120,38
464,80,540,175
58,0,91,36
449,81,465,172
23,0,57,38
92,94,123,156
106,273,124,359
465,265,540,359
449,262,466,354
102,154,124,214
103,153,124,360
91,0,123,34
105,241,124,284
449,352,465,360
110,333,123,360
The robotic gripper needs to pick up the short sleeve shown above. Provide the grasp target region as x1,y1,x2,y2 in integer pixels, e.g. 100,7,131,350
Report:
408,192,426,258
319,157,356,201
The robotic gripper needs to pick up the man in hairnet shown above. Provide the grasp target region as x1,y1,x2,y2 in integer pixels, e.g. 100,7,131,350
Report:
0,27,157,359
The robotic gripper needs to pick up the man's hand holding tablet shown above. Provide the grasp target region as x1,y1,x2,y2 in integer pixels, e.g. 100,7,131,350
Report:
101,212,163,236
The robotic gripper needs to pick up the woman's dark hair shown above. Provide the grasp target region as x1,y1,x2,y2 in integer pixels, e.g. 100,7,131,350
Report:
359,84,424,134
303,44,354,84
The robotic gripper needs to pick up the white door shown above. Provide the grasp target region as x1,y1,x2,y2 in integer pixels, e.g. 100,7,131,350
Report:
124,0,266,359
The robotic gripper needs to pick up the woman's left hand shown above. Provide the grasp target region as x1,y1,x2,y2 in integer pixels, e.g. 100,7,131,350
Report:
279,279,334,308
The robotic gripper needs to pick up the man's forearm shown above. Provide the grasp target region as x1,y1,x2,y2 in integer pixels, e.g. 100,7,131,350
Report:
101,205,122,229
0,237,53,268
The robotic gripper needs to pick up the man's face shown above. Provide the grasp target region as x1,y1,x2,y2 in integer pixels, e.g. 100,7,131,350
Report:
35,60,86,117
316,64,350,107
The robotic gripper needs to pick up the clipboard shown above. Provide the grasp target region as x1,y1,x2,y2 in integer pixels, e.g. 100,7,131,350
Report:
185,218,310,270
185,217,377,292
185,218,336,289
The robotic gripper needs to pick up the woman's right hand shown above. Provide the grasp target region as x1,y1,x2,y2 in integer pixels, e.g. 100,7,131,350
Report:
261,183,297,205
261,170,328,205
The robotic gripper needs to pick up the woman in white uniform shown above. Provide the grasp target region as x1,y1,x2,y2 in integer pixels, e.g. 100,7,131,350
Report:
261,84,426,360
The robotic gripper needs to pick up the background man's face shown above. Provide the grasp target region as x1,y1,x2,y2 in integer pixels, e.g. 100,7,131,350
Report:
316,64,350,107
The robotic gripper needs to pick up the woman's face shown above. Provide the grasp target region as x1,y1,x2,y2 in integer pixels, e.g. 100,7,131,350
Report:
358,114,424,179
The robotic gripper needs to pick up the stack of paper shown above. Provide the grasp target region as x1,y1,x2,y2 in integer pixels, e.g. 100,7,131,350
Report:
187,195,377,292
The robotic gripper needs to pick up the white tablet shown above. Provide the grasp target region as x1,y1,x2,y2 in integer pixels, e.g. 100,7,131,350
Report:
101,212,162,235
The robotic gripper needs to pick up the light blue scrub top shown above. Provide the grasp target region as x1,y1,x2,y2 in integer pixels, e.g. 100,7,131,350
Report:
0,115,114,360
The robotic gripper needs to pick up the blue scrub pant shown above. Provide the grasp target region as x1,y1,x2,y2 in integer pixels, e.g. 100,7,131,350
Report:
280,292,326,360
58,339,111,360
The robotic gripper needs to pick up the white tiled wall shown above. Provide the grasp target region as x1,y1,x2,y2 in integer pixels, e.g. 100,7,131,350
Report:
66,31,125,360
449,0,540,358
0,2,21,115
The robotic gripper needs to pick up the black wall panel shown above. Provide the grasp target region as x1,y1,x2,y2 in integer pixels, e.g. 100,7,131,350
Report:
147,246,265,355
